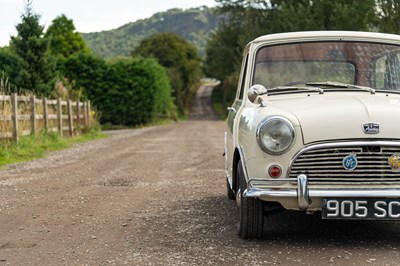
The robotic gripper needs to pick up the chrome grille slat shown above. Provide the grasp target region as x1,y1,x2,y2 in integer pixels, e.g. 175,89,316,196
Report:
309,181,400,185
292,162,390,169
292,173,399,177
309,177,400,181
289,144,400,185
297,155,393,160
292,168,392,172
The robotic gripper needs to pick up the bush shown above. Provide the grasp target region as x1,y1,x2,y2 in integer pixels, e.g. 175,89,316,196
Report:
103,58,174,125
62,53,174,126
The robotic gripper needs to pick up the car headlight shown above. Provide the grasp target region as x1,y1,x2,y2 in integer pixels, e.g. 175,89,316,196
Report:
256,116,295,155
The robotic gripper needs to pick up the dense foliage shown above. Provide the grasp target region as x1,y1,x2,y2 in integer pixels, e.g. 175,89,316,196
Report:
8,0,56,96
205,0,400,113
61,53,174,125
0,47,25,92
376,0,400,34
45,14,90,58
81,7,221,58
132,33,202,116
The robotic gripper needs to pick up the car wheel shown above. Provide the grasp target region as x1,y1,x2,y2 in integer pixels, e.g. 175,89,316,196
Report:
237,160,264,239
227,178,236,200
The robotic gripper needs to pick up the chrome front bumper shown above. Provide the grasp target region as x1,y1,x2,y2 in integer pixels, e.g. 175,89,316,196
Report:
243,174,400,211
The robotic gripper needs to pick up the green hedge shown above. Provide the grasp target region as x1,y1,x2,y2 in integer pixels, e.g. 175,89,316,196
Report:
62,53,174,126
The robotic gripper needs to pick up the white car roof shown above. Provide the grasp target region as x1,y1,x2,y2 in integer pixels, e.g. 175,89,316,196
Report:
248,31,400,47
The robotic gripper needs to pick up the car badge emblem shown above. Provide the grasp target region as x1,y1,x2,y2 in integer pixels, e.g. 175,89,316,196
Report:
343,153,357,171
388,154,400,172
362,123,380,134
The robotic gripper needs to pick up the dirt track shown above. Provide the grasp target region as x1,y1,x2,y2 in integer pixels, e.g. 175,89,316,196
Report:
1,85,400,265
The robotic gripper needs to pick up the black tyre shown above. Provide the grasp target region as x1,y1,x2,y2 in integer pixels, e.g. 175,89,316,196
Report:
237,160,264,239
226,178,236,200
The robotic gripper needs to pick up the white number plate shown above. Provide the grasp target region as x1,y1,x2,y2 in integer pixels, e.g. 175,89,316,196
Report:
322,198,400,220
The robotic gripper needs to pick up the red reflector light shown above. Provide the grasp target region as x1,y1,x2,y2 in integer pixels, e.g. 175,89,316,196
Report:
269,165,282,178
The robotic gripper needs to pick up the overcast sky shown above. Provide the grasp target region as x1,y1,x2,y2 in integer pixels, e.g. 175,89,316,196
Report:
0,0,217,46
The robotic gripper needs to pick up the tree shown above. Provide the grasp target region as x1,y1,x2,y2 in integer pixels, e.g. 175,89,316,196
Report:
10,0,56,96
10,0,56,95
203,22,242,81
272,0,375,32
61,52,108,101
132,32,202,115
0,47,25,93
45,14,90,58
376,0,400,34
103,58,174,125
203,22,243,105
206,0,377,113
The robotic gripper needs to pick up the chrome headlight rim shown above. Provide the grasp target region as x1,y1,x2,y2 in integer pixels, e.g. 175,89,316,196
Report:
256,116,295,155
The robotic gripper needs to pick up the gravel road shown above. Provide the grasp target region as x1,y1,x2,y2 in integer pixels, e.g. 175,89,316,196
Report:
1,85,400,265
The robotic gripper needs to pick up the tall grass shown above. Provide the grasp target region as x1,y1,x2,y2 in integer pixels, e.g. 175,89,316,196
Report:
0,74,11,135
0,74,34,136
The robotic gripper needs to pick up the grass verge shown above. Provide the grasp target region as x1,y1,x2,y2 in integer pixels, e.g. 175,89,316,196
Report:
0,130,107,167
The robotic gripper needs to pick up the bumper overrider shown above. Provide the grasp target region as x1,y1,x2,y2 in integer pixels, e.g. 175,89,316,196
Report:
243,175,400,211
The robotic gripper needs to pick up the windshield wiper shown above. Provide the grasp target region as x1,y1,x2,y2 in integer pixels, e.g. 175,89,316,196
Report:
306,81,376,94
267,85,324,95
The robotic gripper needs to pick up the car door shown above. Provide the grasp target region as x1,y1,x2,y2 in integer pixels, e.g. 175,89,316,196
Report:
226,54,249,184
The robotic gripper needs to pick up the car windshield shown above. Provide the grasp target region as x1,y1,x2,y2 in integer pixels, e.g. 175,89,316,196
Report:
253,41,400,92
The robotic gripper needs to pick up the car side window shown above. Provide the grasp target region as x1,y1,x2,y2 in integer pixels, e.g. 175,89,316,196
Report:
373,56,387,89
237,54,249,100
372,53,400,90
392,53,400,90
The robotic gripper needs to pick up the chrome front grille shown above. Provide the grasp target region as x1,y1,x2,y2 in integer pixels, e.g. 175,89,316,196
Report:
289,144,400,185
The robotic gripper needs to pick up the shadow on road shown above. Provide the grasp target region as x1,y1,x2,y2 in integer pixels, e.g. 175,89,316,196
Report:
200,195,400,247
263,211,400,246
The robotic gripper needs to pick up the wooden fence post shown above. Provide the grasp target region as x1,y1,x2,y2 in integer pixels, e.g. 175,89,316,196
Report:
57,98,63,137
83,101,88,127
67,99,73,136
43,98,48,131
11,93,19,143
30,95,36,135
87,101,91,127
76,100,81,131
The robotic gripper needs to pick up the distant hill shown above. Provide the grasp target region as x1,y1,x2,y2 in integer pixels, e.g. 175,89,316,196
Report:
81,6,221,59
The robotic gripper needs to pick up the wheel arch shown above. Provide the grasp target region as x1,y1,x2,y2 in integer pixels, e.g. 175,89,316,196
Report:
233,146,248,193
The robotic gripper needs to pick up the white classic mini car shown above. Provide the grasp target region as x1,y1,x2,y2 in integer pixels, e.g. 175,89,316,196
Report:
225,31,400,238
